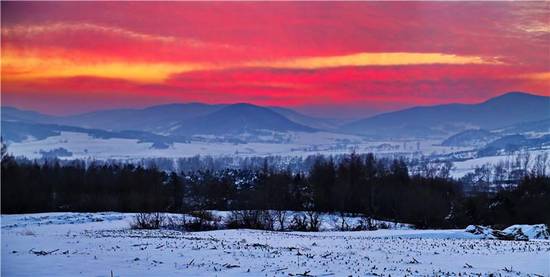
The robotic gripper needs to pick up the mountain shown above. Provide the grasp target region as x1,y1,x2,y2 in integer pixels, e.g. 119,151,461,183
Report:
341,92,550,138
3,92,548,142
496,118,550,134
1,103,315,143
54,103,224,134
268,106,345,130
172,103,315,136
441,118,550,148
441,129,497,147
2,103,323,136
478,134,550,156
1,103,223,133
1,106,57,123
1,120,186,148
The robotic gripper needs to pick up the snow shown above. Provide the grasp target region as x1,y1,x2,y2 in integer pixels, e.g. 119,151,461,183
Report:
464,225,499,239
2,212,550,276
206,211,413,232
463,225,531,241
503,224,550,240
7,131,468,160
451,149,550,178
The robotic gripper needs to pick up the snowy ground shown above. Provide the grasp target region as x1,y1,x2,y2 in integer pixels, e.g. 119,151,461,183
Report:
10,131,550,179
2,213,549,276
451,149,550,178
7,131,465,160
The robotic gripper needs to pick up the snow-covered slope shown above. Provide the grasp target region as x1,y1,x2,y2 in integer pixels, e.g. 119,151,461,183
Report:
2,212,549,276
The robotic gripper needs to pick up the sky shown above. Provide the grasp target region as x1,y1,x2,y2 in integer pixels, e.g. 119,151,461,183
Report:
1,2,549,118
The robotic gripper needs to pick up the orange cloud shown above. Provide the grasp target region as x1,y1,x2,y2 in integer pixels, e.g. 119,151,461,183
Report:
252,52,500,69
2,53,202,84
2,49,500,84
519,72,550,81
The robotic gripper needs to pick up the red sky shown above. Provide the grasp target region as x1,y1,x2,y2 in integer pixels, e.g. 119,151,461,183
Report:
1,2,549,118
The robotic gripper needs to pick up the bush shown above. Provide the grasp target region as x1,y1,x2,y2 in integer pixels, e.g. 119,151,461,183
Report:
353,216,377,231
377,222,390,229
226,210,274,230
289,211,322,232
273,210,288,231
182,210,220,231
306,211,321,231
334,212,351,231
189,210,216,222
289,213,309,231
131,213,165,229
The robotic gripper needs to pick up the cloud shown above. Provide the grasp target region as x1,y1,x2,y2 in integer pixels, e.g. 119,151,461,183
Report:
2,49,499,84
249,52,499,70
1,1,548,116
519,72,550,81
1,49,204,83
2,22,177,43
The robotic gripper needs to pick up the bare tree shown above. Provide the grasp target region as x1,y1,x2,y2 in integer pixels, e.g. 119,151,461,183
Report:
336,212,349,231
532,153,549,177
417,157,438,178
131,213,165,229
273,210,288,231
306,211,321,231
437,161,454,179
1,137,10,163
493,161,506,184
516,150,531,177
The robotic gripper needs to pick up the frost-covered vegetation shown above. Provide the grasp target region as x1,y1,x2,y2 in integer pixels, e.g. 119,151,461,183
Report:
2,212,549,276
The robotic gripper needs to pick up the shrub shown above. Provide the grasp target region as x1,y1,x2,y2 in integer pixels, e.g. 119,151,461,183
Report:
289,211,322,231
377,222,390,229
353,216,377,231
306,211,321,231
334,212,351,231
189,210,216,222
226,210,274,230
182,210,220,231
131,213,165,229
273,210,288,231
289,213,309,231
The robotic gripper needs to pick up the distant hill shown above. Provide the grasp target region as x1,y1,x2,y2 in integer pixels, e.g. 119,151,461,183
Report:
478,134,550,156
341,92,550,138
1,120,185,148
268,106,345,130
54,103,224,134
3,92,548,142
441,118,550,148
2,103,324,136
496,118,550,134
2,103,316,143
1,106,57,123
441,129,497,147
172,103,315,136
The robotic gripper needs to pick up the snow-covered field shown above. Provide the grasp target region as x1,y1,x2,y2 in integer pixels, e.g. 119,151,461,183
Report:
2,213,549,276
7,131,465,160
10,131,550,179
451,149,550,178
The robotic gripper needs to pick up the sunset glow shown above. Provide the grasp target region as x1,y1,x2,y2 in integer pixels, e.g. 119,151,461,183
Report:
1,2,549,117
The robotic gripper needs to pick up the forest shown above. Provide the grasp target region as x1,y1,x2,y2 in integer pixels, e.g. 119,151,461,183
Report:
2,142,549,229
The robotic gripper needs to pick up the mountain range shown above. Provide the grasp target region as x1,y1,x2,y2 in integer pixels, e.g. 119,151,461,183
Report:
2,92,549,144
341,92,550,138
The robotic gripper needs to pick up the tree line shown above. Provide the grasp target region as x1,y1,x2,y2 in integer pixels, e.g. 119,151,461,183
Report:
2,145,548,228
